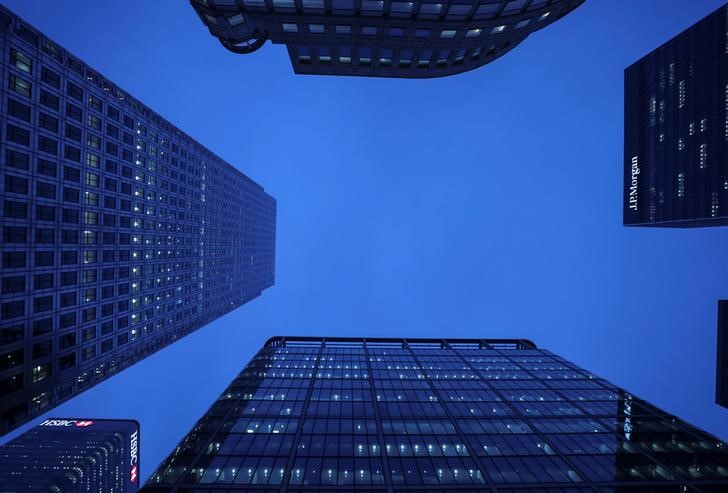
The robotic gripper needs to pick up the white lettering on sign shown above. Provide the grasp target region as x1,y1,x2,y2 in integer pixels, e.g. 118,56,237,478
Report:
628,156,640,211
130,430,139,483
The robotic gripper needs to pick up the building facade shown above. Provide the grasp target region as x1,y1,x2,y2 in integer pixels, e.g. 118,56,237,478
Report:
624,4,728,227
0,6,276,436
0,417,140,492
190,0,584,78
144,336,728,492
718,301,728,409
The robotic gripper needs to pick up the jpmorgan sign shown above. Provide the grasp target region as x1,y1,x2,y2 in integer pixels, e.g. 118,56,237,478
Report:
628,156,640,211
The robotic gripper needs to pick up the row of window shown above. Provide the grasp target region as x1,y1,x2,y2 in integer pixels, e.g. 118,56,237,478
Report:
296,44,499,67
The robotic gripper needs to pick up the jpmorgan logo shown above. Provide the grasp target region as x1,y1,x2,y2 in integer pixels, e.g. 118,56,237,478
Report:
628,156,640,211
39,419,94,427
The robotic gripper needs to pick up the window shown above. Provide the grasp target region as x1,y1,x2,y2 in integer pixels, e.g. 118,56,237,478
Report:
41,66,60,88
8,98,31,121
9,74,31,97
37,181,56,199
85,172,99,187
38,159,57,177
2,276,25,294
440,29,457,38
65,123,82,141
38,135,58,155
336,25,351,34
3,226,27,243
66,81,83,101
60,292,77,308
5,175,28,194
1,301,24,320
59,312,76,329
466,28,482,38
35,251,54,267
6,150,29,170
7,124,30,146
88,95,102,112
34,273,53,290
64,166,81,183
36,204,55,221
362,26,377,35
40,90,59,110
63,186,80,203
61,209,79,224
414,28,430,38
61,229,78,244
66,103,83,122
3,252,26,269
491,25,506,34
309,24,325,33
33,296,53,313
39,112,58,132
60,271,77,286
35,228,55,244
282,23,298,32
61,251,78,265
11,49,32,73
4,200,27,219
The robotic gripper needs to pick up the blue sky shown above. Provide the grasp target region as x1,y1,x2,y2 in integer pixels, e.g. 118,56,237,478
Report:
2,0,728,482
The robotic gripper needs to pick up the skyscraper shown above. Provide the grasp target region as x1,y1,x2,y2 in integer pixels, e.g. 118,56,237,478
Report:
0,5,276,436
718,301,728,409
143,336,728,491
624,3,728,227
0,417,140,492
190,0,584,78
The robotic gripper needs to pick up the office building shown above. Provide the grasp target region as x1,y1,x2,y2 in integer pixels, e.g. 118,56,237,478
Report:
190,0,584,78
0,417,139,492
0,5,276,436
718,301,728,409
624,3,728,227
144,336,728,491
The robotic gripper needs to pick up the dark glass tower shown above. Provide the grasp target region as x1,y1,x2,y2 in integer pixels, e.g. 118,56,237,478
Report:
190,0,584,78
0,5,276,436
143,336,728,491
718,301,728,409
624,4,728,227
0,417,140,492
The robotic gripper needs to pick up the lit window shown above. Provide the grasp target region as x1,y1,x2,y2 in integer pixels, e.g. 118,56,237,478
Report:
440,29,457,38
491,25,506,34
281,23,298,32
309,24,325,33
419,3,442,15
466,28,482,38
12,50,32,73
515,19,531,29
538,11,550,21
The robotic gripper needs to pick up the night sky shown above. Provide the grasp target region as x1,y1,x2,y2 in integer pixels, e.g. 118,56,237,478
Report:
2,0,728,483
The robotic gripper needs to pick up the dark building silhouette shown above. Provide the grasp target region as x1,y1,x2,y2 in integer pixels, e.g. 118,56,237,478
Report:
190,0,584,78
0,5,276,436
143,336,728,491
0,417,140,492
624,4,728,227
718,301,728,409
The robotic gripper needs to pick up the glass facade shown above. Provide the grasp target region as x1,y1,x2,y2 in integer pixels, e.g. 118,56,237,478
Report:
624,4,728,227
190,0,584,78
0,417,140,492
718,301,728,409
143,336,728,492
0,5,276,436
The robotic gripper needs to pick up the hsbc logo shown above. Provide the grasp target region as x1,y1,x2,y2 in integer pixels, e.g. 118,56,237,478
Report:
129,430,139,483
39,419,94,428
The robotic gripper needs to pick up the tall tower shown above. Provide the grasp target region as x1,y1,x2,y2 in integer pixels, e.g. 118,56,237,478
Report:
0,417,140,492
143,336,728,491
624,4,728,227
0,5,276,435
190,0,584,78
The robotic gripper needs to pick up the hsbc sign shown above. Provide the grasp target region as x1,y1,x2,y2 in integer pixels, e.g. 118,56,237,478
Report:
39,419,94,427
129,430,139,484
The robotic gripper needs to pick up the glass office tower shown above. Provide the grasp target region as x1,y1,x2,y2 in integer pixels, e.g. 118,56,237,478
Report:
0,5,276,436
0,417,140,492
190,0,584,78
144,336,728,492
624,3,728,227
